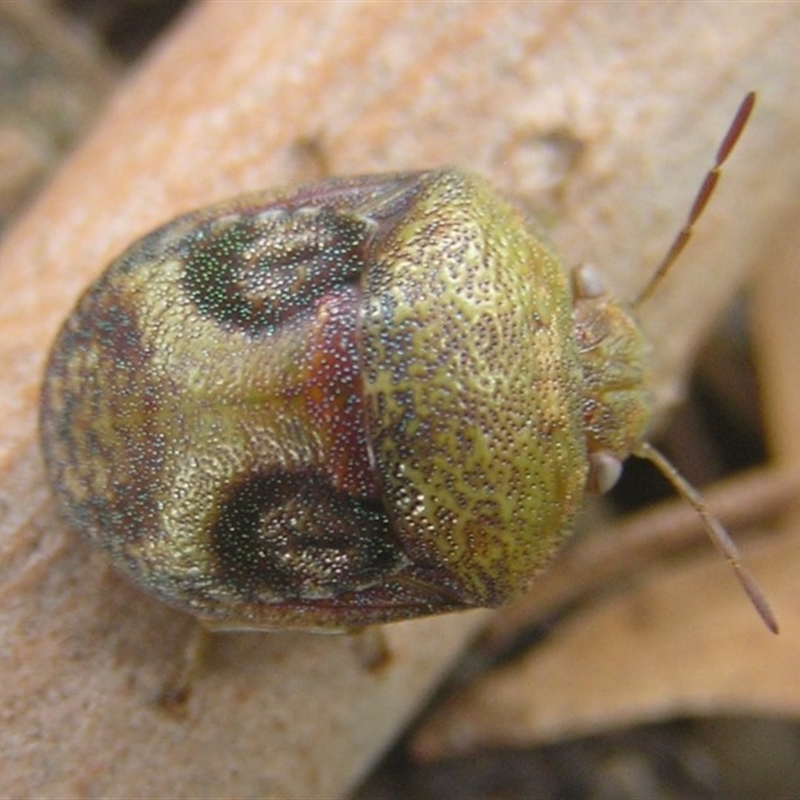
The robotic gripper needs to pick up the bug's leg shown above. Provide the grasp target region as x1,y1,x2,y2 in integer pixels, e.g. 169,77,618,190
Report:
290,135,331,182
350,627,392,674
157,622,213,711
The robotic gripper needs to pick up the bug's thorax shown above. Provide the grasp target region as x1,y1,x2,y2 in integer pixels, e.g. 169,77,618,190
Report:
570,265,654,475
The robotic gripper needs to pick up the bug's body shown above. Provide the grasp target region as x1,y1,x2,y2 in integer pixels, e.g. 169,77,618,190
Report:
40,168,652,630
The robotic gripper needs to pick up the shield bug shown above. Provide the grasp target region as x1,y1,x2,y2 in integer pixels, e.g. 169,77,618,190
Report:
39,92,776,633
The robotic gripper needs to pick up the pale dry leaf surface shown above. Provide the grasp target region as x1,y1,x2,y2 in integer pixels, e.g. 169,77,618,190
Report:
1,2,799,798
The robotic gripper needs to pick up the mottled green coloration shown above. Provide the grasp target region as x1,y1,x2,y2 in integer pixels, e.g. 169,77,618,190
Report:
39,168,653,630
362,172,588,605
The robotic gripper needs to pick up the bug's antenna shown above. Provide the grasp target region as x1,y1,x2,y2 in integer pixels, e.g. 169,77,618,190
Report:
629,94,777,633
633,92,756,307
634,442,779,634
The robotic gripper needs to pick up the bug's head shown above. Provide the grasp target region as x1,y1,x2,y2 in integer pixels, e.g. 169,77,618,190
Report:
568,91,777,634
570,264,653,495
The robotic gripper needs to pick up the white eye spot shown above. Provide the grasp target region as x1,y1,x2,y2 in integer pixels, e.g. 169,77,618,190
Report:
587,451,623,495
572,262,607,300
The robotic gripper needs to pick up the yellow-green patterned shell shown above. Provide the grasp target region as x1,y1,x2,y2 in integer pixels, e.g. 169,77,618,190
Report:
39,168,652,630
